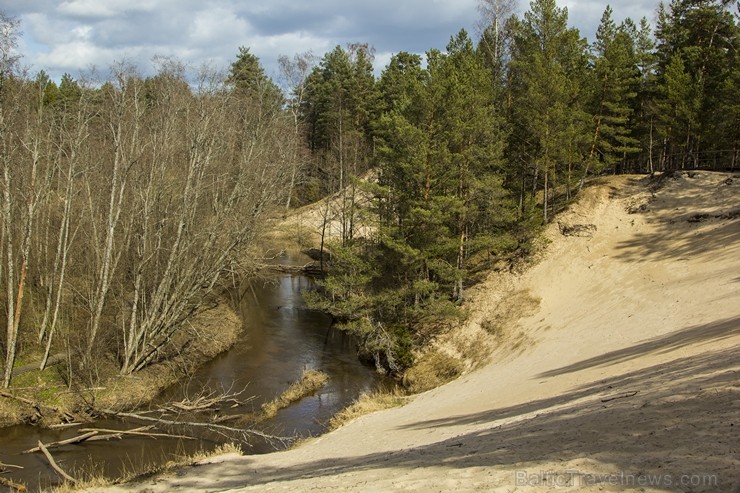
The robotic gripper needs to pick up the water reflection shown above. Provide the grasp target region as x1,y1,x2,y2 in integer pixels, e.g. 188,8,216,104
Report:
0,274,380,492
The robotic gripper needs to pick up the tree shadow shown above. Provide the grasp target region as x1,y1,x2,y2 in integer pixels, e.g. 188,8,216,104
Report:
537,316,739,378
613,176,740,263
607,175,652,200
615,217,740,263
147,340,738,492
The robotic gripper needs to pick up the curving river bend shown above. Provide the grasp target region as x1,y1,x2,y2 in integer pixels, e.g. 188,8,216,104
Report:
0,273,381,492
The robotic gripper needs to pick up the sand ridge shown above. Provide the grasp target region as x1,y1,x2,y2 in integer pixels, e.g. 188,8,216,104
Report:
93,172,739,492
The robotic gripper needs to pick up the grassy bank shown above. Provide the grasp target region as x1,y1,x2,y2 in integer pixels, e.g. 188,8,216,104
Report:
0,299,243,428
261,369,329,419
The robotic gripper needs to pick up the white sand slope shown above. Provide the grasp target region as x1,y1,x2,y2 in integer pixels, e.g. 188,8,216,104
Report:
95,172,739,493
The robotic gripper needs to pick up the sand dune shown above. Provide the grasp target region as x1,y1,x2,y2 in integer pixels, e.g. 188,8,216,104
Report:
94,172,739,493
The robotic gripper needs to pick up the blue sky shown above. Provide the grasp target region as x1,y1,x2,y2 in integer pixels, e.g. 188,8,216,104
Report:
0,0,658,82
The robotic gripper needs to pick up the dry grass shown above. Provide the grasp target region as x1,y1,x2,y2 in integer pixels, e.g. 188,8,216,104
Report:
263,219,320,252
50,476,114,493
450,331,494,369
328,388,407,430
51,443,244,493
261,370,329,419
480,289,540,342
403,350,465,394
0,397,22,427
164,442,244,468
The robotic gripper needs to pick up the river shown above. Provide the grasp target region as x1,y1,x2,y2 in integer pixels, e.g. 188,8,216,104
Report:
0,273,381,492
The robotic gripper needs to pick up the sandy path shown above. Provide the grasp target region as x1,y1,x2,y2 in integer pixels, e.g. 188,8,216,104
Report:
94,173,739,492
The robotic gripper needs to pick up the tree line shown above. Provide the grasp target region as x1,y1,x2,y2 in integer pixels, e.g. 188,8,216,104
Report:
297,0,738,373
0,0,737,386
0,23,296,388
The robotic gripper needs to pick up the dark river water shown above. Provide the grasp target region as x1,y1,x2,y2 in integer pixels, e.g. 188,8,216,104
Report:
0,273,381,492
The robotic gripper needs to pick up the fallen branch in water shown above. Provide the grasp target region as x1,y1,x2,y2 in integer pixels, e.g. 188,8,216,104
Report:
262,262,324,276
23,431,99,454
37,441,77,485
98,408,291,446
0,477,26,492
48,422,82,430
0,461,24,470
163,389,251,413
23,426,196,455
79,426,195,441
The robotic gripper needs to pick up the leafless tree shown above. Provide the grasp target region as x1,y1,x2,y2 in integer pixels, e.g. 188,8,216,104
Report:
278,51,315,209
1,43,301,386
0,16,52,387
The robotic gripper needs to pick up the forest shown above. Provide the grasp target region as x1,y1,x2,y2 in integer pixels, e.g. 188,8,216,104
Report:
0,0,737,393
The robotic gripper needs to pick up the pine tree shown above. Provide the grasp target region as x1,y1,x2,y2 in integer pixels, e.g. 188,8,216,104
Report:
308,31,519,373
585,6,641,181
626,17,659,173
226,47,283,108
654,0,738,168
508,0,590,222
300,44,380,240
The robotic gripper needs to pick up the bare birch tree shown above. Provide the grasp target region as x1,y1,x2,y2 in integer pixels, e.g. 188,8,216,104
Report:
38,78,91,370
278,51,315,209
117,64,294,374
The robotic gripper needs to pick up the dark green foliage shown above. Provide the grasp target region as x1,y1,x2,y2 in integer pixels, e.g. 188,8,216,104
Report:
308,31,521,374
227,46,284,109
300,44,379,198
653,0,738,168
507,0,591,221
587,7,642,175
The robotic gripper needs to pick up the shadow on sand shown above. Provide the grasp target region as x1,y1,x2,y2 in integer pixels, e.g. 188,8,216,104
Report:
150,316,738,492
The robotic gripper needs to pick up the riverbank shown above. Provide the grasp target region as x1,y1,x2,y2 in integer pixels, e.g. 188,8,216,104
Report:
0,298,242,429
87,171,740,492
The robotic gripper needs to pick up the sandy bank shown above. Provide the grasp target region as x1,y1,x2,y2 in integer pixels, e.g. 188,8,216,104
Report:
88,172,740,493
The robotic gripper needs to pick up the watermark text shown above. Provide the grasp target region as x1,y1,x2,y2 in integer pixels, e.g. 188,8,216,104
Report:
514,470,718,489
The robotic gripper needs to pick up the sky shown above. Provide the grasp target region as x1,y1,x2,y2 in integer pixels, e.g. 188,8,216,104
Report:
0,0,659,84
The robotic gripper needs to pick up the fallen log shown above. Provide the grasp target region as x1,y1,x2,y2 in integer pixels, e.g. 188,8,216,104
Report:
0,461,24,470
37,441,77,485
48,422,82,430
265,262,324,276
10,354,65,377
78,425,154,435
0,391,76,422
99,408,290,445
23,431,99,454
558,222,597,237
79,426,194,441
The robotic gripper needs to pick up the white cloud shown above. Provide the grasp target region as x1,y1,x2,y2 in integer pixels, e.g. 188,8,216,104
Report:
2,0,664,81
57,0,156,18
34,40,115,71
71,24,92,40
188,7,252,45
373,51,395,73
561,0,657,40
